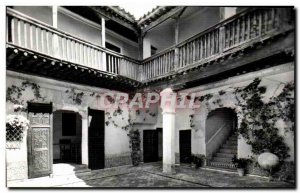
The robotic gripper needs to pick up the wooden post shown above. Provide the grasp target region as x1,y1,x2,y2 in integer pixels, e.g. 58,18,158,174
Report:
101,17,107,71
219,26,225,53
174,18,180,70
137,35,143,81
52,6,59,58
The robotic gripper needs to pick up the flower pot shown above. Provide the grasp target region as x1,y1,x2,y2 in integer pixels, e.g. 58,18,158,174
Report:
258,151,279,170
237,168,245,176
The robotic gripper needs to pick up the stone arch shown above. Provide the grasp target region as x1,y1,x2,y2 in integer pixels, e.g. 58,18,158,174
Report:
205,107,237,158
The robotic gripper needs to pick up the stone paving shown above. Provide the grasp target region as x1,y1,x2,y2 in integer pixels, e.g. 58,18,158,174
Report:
7,162,295,188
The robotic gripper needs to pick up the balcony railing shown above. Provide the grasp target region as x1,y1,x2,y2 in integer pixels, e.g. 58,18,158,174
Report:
6,8,139,80
6,8,293,83
140,8,294,81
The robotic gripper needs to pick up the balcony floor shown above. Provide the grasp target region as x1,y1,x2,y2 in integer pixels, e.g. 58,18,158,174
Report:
6,44,141,92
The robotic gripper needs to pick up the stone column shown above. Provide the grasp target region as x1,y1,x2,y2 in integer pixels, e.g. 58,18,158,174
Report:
80,111,89,165
160,88,177,174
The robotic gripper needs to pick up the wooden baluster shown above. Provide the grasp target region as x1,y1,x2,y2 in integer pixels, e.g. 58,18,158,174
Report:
247,14,250,40
190,43,193,62
230,23,234,47
236,19,240,45
11,18,15,44
94,49,97,68
17,19,21,46
148,62,151,78
41,30,45,54
34,27,39,52
241,16,245,42
118,57,120,74
211,31,214,54
91,48,96,68
265,9,269,32
29,25,34,50
183,46,187,66
189,43,192,63
66,39,70,61
154,60,156,77
217,30,220,53
219,26,225,53
23,22,28,48
83,45,87,66
112,56,115,73
69,40,73,63
47,31,51,55
107,55,110,72
204,35,207,58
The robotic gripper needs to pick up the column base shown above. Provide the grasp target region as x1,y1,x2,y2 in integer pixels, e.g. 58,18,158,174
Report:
163,163,176,174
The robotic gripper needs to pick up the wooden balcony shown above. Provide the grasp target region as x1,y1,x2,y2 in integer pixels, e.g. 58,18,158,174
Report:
140,8,294,83
6,8,140,87
6,8,294,90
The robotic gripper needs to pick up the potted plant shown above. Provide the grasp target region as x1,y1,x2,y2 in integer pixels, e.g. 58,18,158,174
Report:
232,155,250,176
191,155,205,169
6,114,30,148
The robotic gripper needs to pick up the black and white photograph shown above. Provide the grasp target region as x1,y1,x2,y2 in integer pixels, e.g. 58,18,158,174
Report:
3,1,296,189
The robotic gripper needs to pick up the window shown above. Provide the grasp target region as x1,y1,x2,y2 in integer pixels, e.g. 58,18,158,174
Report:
106,42,121,53
151,46,157,56
62,113,76,136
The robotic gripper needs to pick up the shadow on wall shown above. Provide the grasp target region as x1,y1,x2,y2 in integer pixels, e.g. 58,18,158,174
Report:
205,108,237,157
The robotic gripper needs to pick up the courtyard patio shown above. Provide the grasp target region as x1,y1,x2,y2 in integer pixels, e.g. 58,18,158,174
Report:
7,162,294,188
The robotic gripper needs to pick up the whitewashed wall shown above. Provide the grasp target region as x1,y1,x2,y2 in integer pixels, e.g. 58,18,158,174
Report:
6,71,132,180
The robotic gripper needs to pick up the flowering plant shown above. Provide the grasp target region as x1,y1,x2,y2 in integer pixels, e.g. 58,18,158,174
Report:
6,114,30,141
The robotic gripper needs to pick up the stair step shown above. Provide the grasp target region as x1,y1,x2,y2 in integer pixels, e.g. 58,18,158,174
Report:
213,157,233,163
204,166,237,173
210,161,236,169
223,144,237,149
226,141,237,145
219,149,237,154
216,153,236,158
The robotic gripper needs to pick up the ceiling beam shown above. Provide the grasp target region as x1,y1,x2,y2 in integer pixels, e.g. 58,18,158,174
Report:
90,6,139,34
141,6,186,35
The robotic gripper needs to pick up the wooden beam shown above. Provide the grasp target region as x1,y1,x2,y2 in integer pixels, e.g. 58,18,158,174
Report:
90,6,138,34
141,6,186,35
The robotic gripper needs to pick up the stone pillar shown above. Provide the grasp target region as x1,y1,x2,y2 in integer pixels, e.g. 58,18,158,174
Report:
80,111,88,165
160,88,177,174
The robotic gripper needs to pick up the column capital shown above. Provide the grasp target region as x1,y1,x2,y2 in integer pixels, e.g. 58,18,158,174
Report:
160,88,177,114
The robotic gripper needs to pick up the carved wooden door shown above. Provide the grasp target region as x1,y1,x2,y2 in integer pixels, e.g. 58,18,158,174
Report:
27,103,52,178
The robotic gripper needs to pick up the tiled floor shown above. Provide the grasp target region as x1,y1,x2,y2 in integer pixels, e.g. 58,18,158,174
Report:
7,162,295,188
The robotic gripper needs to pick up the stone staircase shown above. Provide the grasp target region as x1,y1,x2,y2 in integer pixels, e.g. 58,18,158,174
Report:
208,132,237,170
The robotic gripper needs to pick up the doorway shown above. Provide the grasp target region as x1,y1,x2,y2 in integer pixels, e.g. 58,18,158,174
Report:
88,108,105,170
53,110,82,164
143,130,158,162
179,130,192,163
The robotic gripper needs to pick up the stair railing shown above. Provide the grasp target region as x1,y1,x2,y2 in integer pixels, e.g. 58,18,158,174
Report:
206,122,232,166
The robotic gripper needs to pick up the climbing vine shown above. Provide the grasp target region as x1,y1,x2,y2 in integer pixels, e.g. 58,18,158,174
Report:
6,80,45,111
65,88,85,105
234,78,294,161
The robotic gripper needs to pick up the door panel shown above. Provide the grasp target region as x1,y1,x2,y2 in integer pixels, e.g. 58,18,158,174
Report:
143,130,158,163
179,130,191,163
88,109,105,170
28,111,52,178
